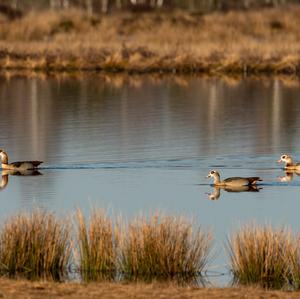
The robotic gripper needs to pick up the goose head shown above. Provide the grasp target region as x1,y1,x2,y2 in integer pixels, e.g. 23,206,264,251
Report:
206,170,220,180
277,154,293,166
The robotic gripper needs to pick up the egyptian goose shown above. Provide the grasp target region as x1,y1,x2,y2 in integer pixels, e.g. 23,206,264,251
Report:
0,149,43,170
277,154,300,171
206,170,262,187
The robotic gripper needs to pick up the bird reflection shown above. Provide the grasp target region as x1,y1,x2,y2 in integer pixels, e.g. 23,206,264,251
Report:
0,169,42,191
278,170,300,182
206,185,261,200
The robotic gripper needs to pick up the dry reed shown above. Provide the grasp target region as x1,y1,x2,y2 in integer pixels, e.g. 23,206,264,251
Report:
76,209,119,281
0,6,300,74
227,223,293,288
288,237,300,289
0,209,71,279
119,213,212,281
3,208,300,288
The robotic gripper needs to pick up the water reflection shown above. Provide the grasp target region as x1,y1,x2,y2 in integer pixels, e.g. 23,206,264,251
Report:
278,170,300,182
0,169,42,192
206,185,261,200
1,73,300,164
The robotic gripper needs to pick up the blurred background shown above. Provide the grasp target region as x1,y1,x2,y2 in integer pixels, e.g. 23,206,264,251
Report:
1,0,300,16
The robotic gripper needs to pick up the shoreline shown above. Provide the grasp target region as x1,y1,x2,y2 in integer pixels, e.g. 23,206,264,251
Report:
0,279,297,299
0,6,300,75
0,47,299,76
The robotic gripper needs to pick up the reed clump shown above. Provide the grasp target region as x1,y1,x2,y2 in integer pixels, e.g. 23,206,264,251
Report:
76,209,119,281
119,214,212,281
227,224,293,288
0,210,71,279
75,210,212,282
288,237,300,290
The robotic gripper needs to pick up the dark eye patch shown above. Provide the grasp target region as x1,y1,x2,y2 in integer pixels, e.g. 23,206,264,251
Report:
210,171,215,174
282,155,286,159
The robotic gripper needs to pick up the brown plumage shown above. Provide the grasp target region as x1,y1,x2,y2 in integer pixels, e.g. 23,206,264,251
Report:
0,149,43,170
206,170,262,187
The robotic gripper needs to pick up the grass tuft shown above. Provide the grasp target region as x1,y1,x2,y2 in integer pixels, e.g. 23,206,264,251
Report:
0,209,71,280
227,223,293,288
76,209,119,281
288,237,300,290
119,213,212,281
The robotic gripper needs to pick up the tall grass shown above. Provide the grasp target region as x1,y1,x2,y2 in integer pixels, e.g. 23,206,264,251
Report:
75,211,212,282
0,210,71,279
227,223,293,288
4,208,300,288
1,6,300,74
119,214,212,281
288,237,300,289
76,209,119,281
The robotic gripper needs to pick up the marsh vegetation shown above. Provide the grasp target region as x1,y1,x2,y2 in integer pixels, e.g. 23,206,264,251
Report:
0,5,300,74
0,210,71,279
0,209,300,290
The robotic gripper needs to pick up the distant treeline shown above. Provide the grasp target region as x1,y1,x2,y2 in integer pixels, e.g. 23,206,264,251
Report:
1,0,300,14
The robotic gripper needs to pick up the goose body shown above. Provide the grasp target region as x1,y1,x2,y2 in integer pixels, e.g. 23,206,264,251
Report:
206,170,261,187
277,154,300,171
0,150,43,171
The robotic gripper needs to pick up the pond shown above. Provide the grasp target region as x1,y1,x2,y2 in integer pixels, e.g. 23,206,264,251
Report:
0,73,300,285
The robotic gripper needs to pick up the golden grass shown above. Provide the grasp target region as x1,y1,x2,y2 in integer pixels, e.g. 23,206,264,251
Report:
227,223,294,288
3,208,300,290
0,6,300,74
0,210,71,279
76,209,119,281
75,210,212,282
288,237,300,290
119,214,212,281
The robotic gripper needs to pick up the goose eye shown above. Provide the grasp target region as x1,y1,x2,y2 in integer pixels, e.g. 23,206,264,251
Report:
210,171,215,174
282,155,286,159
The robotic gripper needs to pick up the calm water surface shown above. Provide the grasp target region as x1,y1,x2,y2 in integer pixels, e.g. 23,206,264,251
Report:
1,74,300,285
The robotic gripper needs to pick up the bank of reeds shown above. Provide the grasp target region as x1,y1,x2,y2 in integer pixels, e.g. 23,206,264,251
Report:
0,210,71,279
1,6,300,74
226,224,296,288
3,208,300,289
76,209,119,281
75,211,212,282
119,214,212,281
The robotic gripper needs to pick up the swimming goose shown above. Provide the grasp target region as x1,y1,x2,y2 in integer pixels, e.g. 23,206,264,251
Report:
206,170,262,187
0,149,43,170
277,154,300,170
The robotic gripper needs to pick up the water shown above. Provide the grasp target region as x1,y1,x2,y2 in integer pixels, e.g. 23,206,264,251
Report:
1,73,300,285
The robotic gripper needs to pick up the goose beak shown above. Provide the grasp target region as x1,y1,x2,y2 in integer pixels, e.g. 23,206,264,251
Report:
277,159,282,163
205,174,210,178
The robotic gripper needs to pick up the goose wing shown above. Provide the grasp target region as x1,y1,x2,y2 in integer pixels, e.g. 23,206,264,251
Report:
223,176,261,185
223,177,244,183
10,161,43,168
